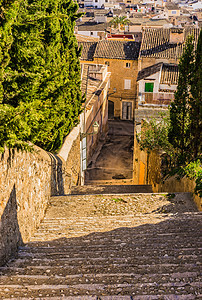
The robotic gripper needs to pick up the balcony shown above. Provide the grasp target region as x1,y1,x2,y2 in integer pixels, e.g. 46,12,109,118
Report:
138,92,174,106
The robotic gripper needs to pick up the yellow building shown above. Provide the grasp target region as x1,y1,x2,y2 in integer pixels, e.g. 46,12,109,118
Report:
136,27,200,107
80,63,111,163
78,40,141,120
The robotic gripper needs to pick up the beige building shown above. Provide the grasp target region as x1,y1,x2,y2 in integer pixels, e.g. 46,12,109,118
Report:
134,26,200,126
165,3,181,18
80,63,110,176
79,40,141,120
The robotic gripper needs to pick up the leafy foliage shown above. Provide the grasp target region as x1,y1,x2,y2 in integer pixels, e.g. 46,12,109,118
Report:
0,0,83,153
168,32,202,165
137,31,202,195
109,16,129,29
181,160,202,198
137,113,173,155
168,35,194,165
189,29,202,159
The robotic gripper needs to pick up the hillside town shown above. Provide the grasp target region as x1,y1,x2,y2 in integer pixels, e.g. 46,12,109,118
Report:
76,0,201,122
0,0,201,298
76,1,201,161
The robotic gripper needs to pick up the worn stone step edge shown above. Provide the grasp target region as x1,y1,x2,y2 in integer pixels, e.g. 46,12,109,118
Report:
2,295,199,300
1,263,199,271
0,281,200,290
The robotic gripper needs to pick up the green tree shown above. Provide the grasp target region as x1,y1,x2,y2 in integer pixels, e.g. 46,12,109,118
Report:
137,115,174,181
137,115,172,155
0,0,83,153
168,35,194,165
110,16,129,30
189,30,202,159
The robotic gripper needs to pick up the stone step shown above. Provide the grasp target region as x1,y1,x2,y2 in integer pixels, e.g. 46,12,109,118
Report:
0,192,201,299
85,167,133,181
1,263,200,277
0,281,201,298
10,253,201,267
70,185,153,195
0,271,200,287
85,179,134,186
2,296,200,300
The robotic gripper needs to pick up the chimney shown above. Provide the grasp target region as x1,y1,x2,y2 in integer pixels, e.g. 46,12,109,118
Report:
169,27,185,44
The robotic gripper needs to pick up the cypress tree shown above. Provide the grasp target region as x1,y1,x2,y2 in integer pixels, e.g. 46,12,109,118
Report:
189,29,202,159
0,0,83,152
168,36,194,165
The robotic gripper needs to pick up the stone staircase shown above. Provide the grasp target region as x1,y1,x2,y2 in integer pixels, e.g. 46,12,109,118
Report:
0,192,201,299
70,184,153,195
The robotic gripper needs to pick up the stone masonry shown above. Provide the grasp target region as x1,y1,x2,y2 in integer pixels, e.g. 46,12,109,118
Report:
0,191,201,299
0,126,81,266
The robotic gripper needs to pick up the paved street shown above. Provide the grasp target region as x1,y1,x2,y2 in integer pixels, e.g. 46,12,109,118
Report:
86,120,134,183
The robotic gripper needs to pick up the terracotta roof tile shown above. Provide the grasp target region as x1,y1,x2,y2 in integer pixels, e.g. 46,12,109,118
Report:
81,64,102,103
160,64,179,85
137,62,179,85
140,27,200,59
79,40,141,61
94,40,141,60
137,63,162,81
78,42,97,61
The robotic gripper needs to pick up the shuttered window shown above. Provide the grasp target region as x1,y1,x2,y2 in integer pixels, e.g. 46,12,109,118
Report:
124,79,131,89
145,82,154,92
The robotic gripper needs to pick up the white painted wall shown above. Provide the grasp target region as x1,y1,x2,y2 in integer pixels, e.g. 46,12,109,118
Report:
77,30,100,37
138,72,160,94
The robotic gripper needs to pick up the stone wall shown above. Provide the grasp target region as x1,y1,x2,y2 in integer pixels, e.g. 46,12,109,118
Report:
133,134,201,211
159,176,202,211
0,126,81,266
133,135,161,191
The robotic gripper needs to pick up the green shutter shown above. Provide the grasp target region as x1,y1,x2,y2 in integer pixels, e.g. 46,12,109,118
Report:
145,82,154,92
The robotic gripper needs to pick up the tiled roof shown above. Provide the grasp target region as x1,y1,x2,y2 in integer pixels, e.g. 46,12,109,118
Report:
137,62,179,85
94,40,141,60
128,18,170,26
79,40,141,61
81,64,102,104
140,27,200,59
137,63,162,81
165,3,180,10
78,42,97,61
76,22,108,32
160,64,179,85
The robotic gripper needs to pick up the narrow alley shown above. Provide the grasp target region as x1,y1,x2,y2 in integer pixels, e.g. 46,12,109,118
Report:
85,120,134,184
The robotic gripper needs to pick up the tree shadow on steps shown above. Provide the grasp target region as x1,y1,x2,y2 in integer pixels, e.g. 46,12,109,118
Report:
0,214,201,298
0,184,23,267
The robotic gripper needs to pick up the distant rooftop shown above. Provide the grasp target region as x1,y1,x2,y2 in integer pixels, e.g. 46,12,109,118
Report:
79,40,141,60
137,62,179,86
140,27,200,59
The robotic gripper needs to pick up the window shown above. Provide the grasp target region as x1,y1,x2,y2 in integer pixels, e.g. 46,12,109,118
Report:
172,10,176,14
145,82,154,93
105,61,110,66
124,79,131,90
126,62,131,68
90,32,93,35
95,0,98,2
105,0,108,2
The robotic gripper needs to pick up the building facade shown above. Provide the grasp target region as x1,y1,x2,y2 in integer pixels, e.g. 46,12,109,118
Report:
79,40,141,120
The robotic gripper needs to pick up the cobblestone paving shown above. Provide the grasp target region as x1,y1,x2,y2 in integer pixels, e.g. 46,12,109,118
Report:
0,192,201,299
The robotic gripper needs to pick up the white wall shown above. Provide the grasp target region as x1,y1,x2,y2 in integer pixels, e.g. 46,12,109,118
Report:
138,72,160,94
77,30,99,37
